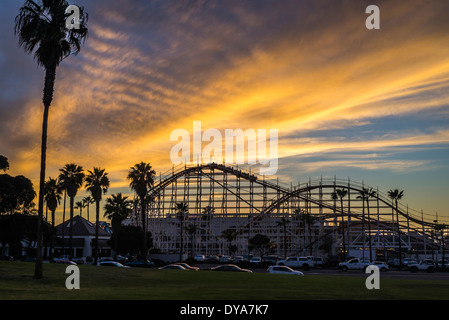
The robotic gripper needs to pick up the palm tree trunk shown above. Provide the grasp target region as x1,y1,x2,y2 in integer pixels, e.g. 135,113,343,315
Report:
94,200,100,265
367,198,372,261
338,199,344,260
141,197,147,265
179,219,184,261
396,200,402,268
283,225,287,259
112,220,119,260
50,209,55,261
34,64,56,279
69,196,74,260
309,224,313,256
62,189,66,255
361,200,365,260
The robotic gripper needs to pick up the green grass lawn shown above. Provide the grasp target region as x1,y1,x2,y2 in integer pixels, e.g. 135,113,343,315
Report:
1,261,449,300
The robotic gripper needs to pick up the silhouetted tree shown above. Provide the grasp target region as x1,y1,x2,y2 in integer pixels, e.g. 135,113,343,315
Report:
15,0,88,279
127,162,156,265
85,167,109,264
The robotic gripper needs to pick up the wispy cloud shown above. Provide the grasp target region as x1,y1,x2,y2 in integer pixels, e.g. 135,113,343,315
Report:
1,0,449,221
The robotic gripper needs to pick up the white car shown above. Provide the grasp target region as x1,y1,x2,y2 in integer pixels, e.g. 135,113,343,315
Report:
267,266,304,276
277,257,315,270
338,258,372,271
408,259,436,273
158,264,188,270
373,261,389,272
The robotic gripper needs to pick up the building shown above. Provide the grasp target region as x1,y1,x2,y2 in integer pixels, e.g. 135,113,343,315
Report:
52,215,112,259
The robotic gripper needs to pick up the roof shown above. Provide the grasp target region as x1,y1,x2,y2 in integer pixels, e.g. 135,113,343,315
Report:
56,215,111,237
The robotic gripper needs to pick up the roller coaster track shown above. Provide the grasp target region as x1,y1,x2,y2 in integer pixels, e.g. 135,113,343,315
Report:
142,163,443,255
148,163,437,228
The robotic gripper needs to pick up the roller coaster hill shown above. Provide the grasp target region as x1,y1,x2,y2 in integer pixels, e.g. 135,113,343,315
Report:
123,162,448,262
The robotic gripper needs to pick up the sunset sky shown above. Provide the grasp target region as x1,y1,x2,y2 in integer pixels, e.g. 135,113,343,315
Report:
1,0,448,224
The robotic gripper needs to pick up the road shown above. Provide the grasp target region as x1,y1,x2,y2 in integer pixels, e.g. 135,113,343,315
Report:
304,268,449,281
195,263,449,281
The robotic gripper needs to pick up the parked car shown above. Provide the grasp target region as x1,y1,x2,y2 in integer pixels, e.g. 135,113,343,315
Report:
219,255,233,263
54,259,77,265
115,255,129,264
249,257,262,265
175,263,199,271
338,258,372,271
372,261,389,272
158,264,188,270
262,256,278,265
211,264,252,273
312,257,327,267
124,260,154,268
53,254,83,264
267,265,304,275
277,257,315,270
408,259,436,273
194,255,206,262
97,261,130,268
206,255,219,262
234,256,244,262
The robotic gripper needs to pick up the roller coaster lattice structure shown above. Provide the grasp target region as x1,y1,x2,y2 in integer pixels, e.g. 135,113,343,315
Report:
125,163,447,260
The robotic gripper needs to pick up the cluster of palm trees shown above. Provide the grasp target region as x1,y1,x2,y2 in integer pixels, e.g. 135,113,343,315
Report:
172,203,248,260
328,187,405,263
272,188,406,263
44,164,108,264
43,162,156,266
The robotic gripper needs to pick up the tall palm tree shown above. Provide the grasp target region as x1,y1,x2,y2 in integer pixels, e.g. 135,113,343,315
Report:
331,189,348,260
202,205,214,254
85,167,110,265
357,187,376,261
434,223,447,270
82,196,94,221
58,163,85,260
221,228,237,256
74,200,85,218
58,177,68,255
300,211,315,256
15,0,88,279
44,177,62,261
202,205,214,221
103,193,132,260
127,162,156,265
175,202,189,261
185,223,198,259
276,217,291,259
388,189,404,267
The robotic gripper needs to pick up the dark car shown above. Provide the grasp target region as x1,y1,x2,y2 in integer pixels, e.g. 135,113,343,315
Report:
206,255,219,262
124,260,154,268
210,264,252,273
